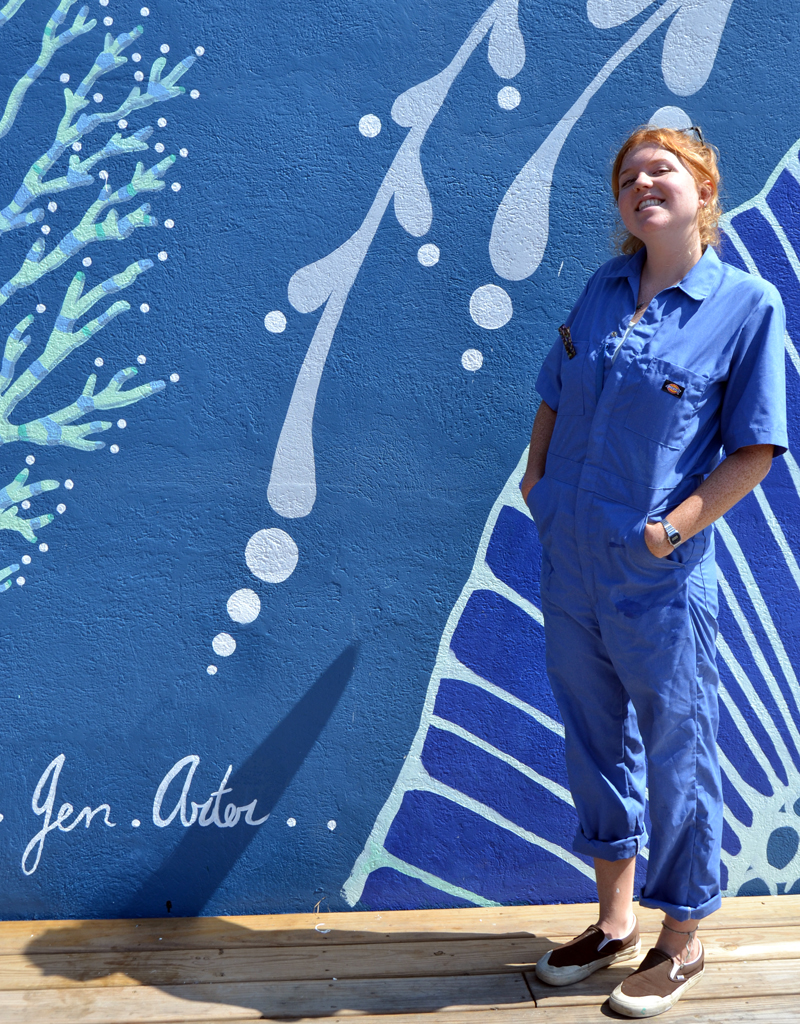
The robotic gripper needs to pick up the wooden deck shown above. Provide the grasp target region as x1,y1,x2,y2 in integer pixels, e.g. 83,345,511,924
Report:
0,895,798,1023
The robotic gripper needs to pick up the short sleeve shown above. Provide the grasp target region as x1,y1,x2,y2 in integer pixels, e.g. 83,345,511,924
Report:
720,286,788,458
535,276,592,412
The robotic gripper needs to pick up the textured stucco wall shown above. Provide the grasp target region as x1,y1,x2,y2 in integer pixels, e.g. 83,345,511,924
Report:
0,0,798,921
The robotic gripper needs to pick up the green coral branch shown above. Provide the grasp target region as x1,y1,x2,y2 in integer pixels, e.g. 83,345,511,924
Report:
0,259,165,450
0,0,28,30
0,0,97,141
0,561,20,593
0,155,174,307
0,469,58,542
0,26,195,234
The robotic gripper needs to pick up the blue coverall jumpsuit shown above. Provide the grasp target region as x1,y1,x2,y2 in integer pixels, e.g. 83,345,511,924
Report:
526,246,788,921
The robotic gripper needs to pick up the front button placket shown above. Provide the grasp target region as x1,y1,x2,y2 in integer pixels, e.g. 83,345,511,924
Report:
576,293,667,601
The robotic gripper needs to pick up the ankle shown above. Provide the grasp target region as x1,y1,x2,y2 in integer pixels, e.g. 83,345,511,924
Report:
597,912,636,941
655,920,700,963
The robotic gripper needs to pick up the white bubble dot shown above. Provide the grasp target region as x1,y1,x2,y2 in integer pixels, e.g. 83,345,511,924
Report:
134,71,144,82
160,43,170,54
171,182,181,191
99,169,108,180
227,588,261,624
117,120,128,131
164,218,175,228
47,201,57,212
93,92,104,103
41,225,50,235
650,105,692,129
190,89,200,99
131,819,141,827
264,310,287,333
64,479,74,489
169,372,180,383
469,284,513,329
158,117,167,127
16,577,25,586
140,6,150,14
327,820,337,831
21,501,30,510
140,303,150,313
103,15,113,24
21,555,31,565
36,303,46,313
117,419,127,429
110,444,119,454
206,664,217,675
179,147,188,158
39,543,48,553
417,243,440,267
60,73,70,83
94,357,104,367
71,142,81,151
137,354,146,364
462,348,484,371
245,528,298,583
157,250,168,261
132,52,141,63
82,257,92,267
358,114,381,138
497,86,521,111
26,455,35,465
195,45,205,56
212,632,236,657
99,0,108,5
154,142,165,153
286,818,296,827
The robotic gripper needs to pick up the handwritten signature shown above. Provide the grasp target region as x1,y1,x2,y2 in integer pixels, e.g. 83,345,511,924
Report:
21,753,270,875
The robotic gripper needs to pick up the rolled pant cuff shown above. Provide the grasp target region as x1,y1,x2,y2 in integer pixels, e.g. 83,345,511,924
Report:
639,891,722,922
573,829,647,861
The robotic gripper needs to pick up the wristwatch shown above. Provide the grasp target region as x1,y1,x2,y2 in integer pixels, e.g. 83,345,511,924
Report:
661,519,682,547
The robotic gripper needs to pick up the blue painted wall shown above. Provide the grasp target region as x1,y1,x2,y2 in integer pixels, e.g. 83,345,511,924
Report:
1,0,798,920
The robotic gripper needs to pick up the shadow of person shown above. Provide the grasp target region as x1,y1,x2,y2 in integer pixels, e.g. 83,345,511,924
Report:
21,641,569,1017
114,642,359,920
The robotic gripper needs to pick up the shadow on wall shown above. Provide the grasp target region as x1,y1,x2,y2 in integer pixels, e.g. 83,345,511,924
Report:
125,643,359,919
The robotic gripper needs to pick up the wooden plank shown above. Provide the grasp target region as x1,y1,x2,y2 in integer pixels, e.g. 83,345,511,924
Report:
0,937,536,990
270,998,800,1024
0,973,533,1023
2,895,797,954
524,955,800,1008
2,925,799,991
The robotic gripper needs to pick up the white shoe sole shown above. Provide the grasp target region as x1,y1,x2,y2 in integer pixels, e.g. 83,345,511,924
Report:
534,939,642,987
608,965,705,1017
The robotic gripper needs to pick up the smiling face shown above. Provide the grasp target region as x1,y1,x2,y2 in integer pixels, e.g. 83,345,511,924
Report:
617,144,712,249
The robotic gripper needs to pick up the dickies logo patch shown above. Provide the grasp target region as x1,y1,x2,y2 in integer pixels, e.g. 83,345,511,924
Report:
662,379,685,398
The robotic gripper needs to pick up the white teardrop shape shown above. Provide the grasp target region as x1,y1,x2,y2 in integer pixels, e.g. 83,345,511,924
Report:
662,0,735,97
487,1,526,79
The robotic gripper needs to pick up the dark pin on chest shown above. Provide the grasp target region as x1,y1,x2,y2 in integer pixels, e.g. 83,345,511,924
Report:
559,324,576,359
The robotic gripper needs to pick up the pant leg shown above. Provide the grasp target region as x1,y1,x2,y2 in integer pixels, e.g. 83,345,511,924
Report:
541,580,648,862
597,528,723,921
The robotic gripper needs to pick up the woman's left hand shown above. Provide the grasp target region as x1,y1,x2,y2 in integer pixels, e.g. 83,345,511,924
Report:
644,521,673,558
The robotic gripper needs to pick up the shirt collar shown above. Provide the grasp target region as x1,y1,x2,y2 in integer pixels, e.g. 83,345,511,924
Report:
610,245,723,301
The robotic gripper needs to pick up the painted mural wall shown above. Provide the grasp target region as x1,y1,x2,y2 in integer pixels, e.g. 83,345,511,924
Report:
0,0,798,920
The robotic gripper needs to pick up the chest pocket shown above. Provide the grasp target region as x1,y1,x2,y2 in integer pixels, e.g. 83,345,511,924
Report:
623,356,709,450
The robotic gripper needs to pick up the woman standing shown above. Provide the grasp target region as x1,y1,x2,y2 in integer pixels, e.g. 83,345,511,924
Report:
521,126,787,1018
